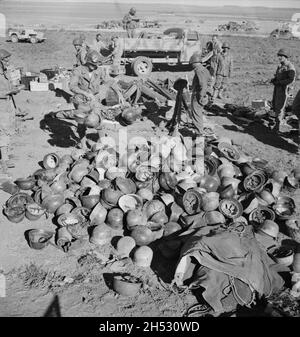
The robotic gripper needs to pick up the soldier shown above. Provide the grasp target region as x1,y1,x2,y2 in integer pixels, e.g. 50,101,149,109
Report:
122,7,140,38
0,49,21,172
212,42,233,100
89,33,106,55
189,53,210,136
51,50,107,147
270,48,296,131
110,35,124,67
73,37,88,67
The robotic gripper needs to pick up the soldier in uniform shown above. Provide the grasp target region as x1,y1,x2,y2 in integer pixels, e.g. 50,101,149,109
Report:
89,33,106,55
212,42,233,101
110,35,124,67
51,50,107,147
0,49,21,173
122,7,140,38
73,37,88,67
189,53,210,136
270,48,296,131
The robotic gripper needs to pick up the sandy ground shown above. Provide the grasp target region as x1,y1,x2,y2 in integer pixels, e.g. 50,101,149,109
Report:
0,23,299,317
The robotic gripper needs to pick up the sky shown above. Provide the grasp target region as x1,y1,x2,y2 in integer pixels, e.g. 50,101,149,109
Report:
5,0,300,8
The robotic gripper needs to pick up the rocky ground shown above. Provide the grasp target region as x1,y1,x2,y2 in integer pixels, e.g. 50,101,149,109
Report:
0,29,299,317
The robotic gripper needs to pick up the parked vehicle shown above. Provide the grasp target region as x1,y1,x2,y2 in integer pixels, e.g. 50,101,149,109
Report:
121,28,201,76
7,28,46,43
270,22,300,39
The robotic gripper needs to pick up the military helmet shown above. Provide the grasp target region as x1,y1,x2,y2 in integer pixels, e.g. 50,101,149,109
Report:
73,37,83,46
277,48,290,58
85,50,102,66
259,220,279,239
189,53,202,64
222,42,230,49
0,49,11,60
129,7,136,14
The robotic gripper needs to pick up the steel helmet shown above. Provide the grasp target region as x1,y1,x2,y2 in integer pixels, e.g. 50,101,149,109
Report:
129,7,136,14
85,50,102,65
0,49,11,60
189,53,203,64
73,38,83,46
277,48,290,58
222,42,230,49
259,220,279,238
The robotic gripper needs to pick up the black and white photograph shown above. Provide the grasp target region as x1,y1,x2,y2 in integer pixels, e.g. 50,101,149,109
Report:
0,0,299,320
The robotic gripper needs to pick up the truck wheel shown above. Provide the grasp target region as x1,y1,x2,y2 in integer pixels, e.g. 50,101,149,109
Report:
11,34,18,43
30,36,37,44
132,57,153,77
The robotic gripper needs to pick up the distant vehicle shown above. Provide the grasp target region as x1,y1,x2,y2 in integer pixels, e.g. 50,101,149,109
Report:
217,20,259,32
141,20,161,28
7,28,46,43
120,27,201,76
270,22,300,39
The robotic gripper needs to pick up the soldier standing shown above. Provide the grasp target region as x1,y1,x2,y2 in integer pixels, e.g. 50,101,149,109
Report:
189,53,210,136
122,7,140,38
270,48,296,131
0,49,21,173
89,33,106,55
212,42,233,101
110,35,124,67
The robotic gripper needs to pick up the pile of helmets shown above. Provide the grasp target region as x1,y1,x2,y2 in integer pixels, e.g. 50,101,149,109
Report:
1,135,200,257
3,135,299,262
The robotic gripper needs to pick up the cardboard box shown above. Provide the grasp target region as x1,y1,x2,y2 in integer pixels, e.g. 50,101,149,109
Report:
30,81,49,91
251,100,268,109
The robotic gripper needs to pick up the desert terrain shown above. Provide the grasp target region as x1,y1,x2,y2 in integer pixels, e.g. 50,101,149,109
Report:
0,2,299,317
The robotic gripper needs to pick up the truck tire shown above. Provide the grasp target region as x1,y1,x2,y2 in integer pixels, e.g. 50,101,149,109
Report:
11,34,18,43
30,36,37,44
132,57,153,77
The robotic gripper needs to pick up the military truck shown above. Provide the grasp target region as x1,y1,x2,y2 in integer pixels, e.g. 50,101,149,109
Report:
120,28,201,76
270,22,300,40
7,28,46,43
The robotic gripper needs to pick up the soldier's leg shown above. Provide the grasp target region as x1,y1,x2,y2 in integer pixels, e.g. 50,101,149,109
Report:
191,93,204,135
273,86,288,131
217,76,227,99
212,75,222,100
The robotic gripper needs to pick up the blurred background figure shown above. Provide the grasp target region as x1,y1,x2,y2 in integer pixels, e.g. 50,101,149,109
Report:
89,33,106,55
110,35,124,67
212,42,233,101
122,7,140,38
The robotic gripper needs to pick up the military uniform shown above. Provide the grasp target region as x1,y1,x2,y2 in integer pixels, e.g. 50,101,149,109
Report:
75,46,88,67
122,13,139,38
111,38,124,67
213,51,233,94
271,61,296,119
0,67,15,161
56,64,108,141
191,63,210,135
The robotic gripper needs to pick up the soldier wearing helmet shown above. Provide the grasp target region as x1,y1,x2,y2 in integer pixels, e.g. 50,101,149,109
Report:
270,48,296,132
122,7,140,38
73,37,88,67
51,50,109,148
212,42,233,101
0,49,21,172
189,52,210,136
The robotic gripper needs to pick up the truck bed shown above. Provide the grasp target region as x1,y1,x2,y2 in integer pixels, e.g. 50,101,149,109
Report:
123,37,183,52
